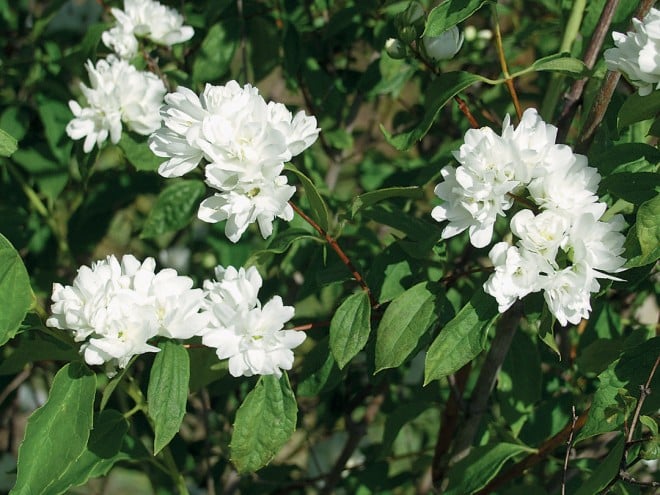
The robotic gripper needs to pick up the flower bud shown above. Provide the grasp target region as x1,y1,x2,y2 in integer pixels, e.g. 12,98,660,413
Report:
385,38,407,59
395,1,425,42
398,25,419,44
421,25,464,62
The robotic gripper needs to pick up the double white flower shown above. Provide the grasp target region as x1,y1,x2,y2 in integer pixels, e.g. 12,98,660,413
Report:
149,81,320,242
433,108,627,326
605,8,660,96
102,0,194,59
66,56,166,152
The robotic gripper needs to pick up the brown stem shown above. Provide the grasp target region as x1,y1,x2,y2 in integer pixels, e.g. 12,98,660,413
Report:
475,408,590,494
454,95,480,129
561,405,578,495
626,354,659,444
290,321,331,332
492,4,522,120
289,200,378,308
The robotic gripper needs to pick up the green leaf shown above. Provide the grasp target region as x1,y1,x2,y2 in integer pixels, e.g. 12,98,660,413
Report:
0,233,33,346
523,53,588,76
147,340,190,454
600,172,660,204
376,282,449,372
192,22,239,84
351,186,424,217
12,146,68,200
575,436,625,495
635,194,660,264
45,409,130,494
423,0,493,36
0,127,17,157
591,143,660,176
231,374,297,473
141,180,206,239
577,337,660,442
285,164,330,232
618,90,660,130
329,291,372,369
298,336,342,397
118,132,163,171
381,401,433,456
444,442,536,495
12,362,96,495
425,289,498,384
36,94,73,165
245,228,321,270
0,331,77,375
380,72,485,151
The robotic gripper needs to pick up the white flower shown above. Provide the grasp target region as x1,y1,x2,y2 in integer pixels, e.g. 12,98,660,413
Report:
201,265,304,378
483,243,543,312
510,209,570,267
541,266,595,327
422,26,464,61
197,176,295,243
568,213,627,278
66,56,166,152
605,8,660,95
102,0,194,59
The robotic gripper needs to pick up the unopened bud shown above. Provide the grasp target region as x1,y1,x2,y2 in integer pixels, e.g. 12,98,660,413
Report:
421,26,464,62
385,38,407,59
399,25,419,43
395,1,425,41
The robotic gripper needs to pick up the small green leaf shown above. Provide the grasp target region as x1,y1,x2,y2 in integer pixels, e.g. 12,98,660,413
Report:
538,306,560,358
231,374,297,473
12,362,96,495
424,289,498,384
376,282,449,372
444,443,536,495
192,22,239,84
618,90,660,130
575,436,625,495
380,72,485,151
636,194,660,263
147,341,190,454
423,0,493,37
524,53,588,76
0,233,33,346
0,127,17,157
351,186,424,217
286,164,330,232
118,132,163,171
329,291,372,369
601,172,660,204
141,180,206,239
591,143,660,175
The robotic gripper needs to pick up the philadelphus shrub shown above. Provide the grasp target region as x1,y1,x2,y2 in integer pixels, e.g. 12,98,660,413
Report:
604,7,660,95
65,55,166,152
148,81,320,242
47,256,303,377
102,0,195,59
432,108,626,326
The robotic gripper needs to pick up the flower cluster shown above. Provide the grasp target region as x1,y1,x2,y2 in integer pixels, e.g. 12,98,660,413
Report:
604,8,660,96
102,0,194,59
47,255,304,377
432,108,626,326
66,56,166,152
201,266,304,378
148,81,320,242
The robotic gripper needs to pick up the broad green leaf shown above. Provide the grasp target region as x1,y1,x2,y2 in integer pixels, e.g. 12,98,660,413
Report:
36,94,73,166
423,0,493,36
376,282,450,372
231,374,297,473
192,22,239,84
286,164,330,232
351,186,424,217
118,132,163,171
425,289,498,384
141,180,206,238
0,127,17,157
100,363,132,411
245,228,322,270
46,409,130,494
298,336,342,397
575,436,625,495
519,53,588,76
600,172,659,204
12,362,96,495
444,443,536,495
0,331,76,375
330,291,372,369
618,90,660,130
0,234,33,346
577,337,660,442
635,194,660,264
381,72,485,150
591,143,660,175
148,340,190,454
12,146,68,200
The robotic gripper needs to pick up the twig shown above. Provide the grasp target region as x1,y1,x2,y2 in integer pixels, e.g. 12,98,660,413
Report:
492,4,522,120
618,470,660,488
561,405,578,495
290,321,331,332
447,302,523,468
0,367,32,406
289,200,378,308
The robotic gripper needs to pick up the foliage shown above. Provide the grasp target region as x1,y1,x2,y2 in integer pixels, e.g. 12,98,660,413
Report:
0,0,658,494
